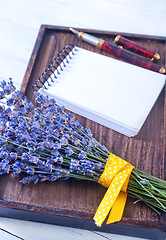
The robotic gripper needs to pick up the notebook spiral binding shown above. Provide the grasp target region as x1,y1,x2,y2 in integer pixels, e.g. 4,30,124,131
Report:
32,44,76,91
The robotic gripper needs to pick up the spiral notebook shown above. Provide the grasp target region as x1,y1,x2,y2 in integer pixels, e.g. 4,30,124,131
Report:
33,45,165,137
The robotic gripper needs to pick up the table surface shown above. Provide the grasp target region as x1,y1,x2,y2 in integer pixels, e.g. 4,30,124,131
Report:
0,0,166,239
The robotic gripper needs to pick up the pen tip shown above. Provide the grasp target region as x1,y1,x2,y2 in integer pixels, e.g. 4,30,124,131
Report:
69,28,79,35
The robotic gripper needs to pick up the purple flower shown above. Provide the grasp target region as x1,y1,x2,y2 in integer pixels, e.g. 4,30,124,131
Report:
86,169,95,176
56,105,65,112
6,127,15,140
44,162,52,172
9,117,18,128
17,123,30,135
21,134,30,143
36,159,44,169
68,113,74,120
45,117,52,126
21,152,29,163
84,128,92,138
78,151,86,160
75,120,82,129
10,90,21,103
51,148,59,157
0,79,15,99
47,174,59,181
72,138,80,146
70,120,76,128
70,159,79,172
4,86,11,95
31,175,39,184
53,141,61,150
52,129,60,137
0,159,10,173
84,145,92,153
55,123,64,131
66,128,73,135
43,140,53,150
6,97,14,106
140,179,150,185
38,174,48,182
12,167,22,176
20,176,32,184
0,80,7,88
0,149,9,159
26,139,37,148
16,147,24,156
12,160,23,168
36,142,45,151
35,94,43,104
48,105,57,113
99,145,108,152
25,166,35,175
65,147,73,157
0,121,6,130
60,136,68,146
56,155,63,163
93,162,102,170
29,155,39,164
4,108,12,118
9,152,17,161
0,105,5,112
0,91,5,99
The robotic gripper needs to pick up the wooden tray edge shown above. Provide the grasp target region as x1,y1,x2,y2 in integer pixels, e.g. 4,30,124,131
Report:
0,199,165,232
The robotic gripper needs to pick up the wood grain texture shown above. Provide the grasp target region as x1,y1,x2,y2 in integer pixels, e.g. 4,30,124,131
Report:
0,25,165,232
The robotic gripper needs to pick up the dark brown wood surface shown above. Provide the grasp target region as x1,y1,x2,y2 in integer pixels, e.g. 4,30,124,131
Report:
0,25,166,231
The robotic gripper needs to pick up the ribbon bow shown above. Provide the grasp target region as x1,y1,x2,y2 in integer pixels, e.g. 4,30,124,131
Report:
93,153,134,227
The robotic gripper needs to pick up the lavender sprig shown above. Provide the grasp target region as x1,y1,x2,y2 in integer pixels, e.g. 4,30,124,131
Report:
0,79,165,215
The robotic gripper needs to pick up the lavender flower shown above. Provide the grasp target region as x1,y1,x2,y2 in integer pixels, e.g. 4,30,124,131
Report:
21,152,29,163
78,151,86,160
9,152,17,161
25,166,35,175
65,147,73,157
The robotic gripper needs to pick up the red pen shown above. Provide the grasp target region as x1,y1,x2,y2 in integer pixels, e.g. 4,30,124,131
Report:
69,28,165,74
114,35,160,61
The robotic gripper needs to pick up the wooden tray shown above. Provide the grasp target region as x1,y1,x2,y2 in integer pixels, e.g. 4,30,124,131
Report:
0,25,166,232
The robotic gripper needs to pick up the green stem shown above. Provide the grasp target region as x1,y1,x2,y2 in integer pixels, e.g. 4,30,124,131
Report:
131,172,166,210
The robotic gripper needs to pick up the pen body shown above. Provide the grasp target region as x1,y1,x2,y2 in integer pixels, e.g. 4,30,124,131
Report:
101,42,162,73
114,36,157,60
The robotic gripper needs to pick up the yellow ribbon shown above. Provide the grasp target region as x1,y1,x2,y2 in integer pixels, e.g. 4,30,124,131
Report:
93,153,134,227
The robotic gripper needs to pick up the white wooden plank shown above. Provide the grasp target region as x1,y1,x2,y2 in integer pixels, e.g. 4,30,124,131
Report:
0,229,20,240
0,54,28,89
0,0,166,35
0,19,39,88
0,217,147,240
0,19,38,60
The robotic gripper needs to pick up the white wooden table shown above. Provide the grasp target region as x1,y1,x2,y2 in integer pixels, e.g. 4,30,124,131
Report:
0,0,166,239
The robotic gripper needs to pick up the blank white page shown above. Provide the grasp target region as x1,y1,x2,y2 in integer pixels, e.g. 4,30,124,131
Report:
41,47,165,136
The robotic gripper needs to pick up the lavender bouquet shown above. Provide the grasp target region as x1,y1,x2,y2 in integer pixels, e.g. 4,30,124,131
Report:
0,79,165,224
